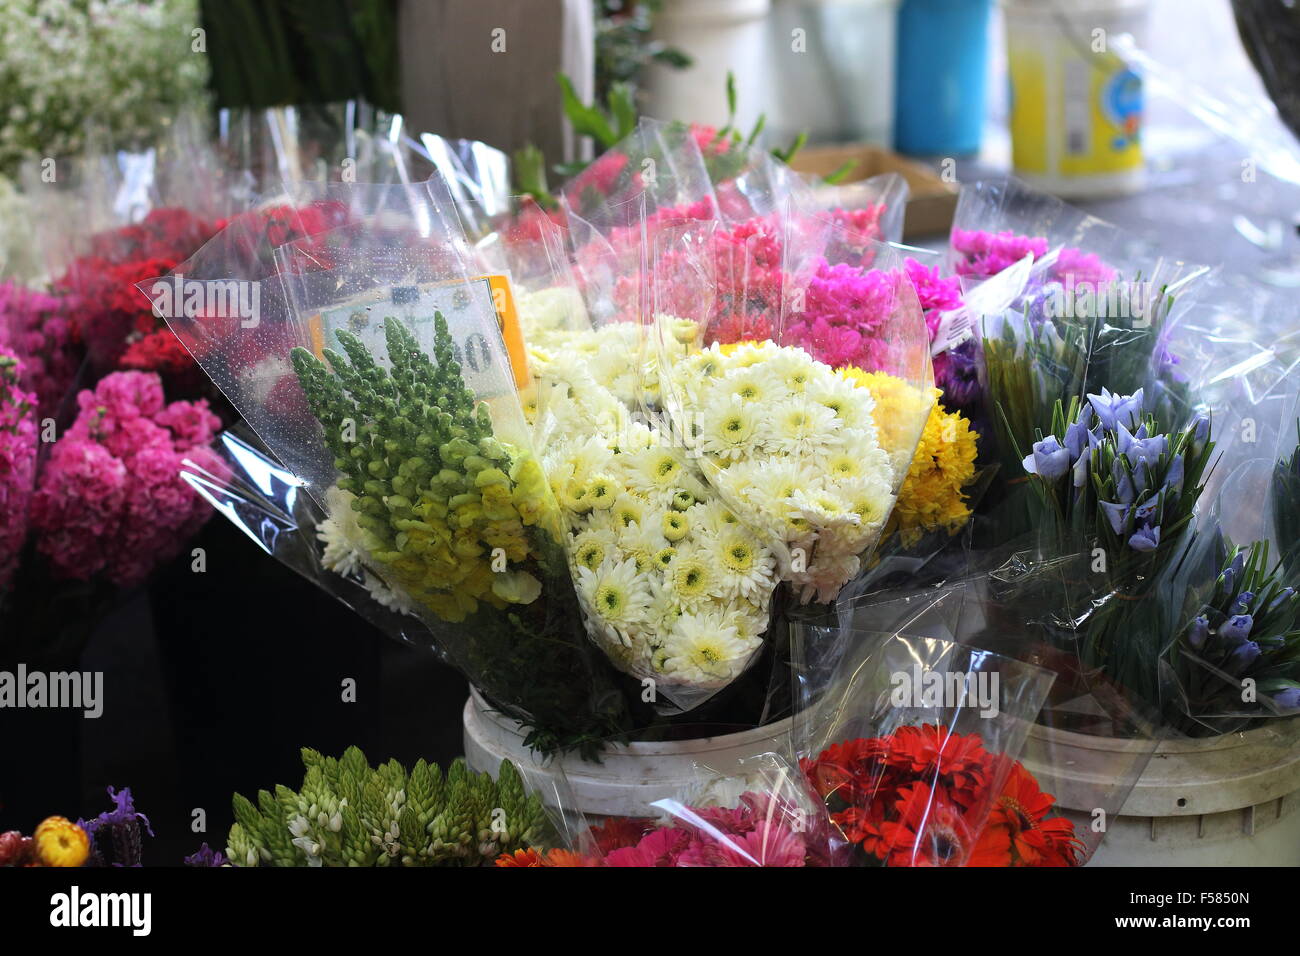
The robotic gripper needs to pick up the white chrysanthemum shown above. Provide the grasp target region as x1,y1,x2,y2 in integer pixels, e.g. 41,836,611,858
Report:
696,394,760,460
317,487,366,579
807,375,875,433
665,547,725,608
719,366,770,405
761,347,818,395
688,498,743,537
626,444,687,497
610,492,650,530
571,527,621,572
704,526,777,601
576,558,652,641
761,396,842,455
656,609,761,685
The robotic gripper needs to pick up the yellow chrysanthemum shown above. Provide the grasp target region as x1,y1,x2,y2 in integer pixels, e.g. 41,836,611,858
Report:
841,368,937,458
888,403,979,547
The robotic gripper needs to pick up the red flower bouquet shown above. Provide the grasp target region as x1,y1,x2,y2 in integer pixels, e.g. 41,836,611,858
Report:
801,725,1083,867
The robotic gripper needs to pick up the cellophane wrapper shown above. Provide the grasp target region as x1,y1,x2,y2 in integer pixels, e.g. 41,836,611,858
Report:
145,177,634,757
544,751,838,867
790,613,1069,867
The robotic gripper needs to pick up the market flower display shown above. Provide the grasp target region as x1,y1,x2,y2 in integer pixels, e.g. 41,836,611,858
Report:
28,370,226,588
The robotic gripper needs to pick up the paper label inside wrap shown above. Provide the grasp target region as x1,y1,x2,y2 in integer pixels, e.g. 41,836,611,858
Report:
308,274,527,398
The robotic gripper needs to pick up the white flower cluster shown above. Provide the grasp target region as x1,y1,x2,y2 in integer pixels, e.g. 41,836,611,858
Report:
521,306,777,698
316,486,417,618
673,341,896,603
0,0,209,173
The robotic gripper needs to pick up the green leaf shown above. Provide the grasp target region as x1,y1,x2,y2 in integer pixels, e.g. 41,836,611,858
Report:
822,159,860,184
558,73,617,147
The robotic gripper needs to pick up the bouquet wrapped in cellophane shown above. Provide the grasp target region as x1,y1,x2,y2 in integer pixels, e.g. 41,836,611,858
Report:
510,119,937,713
145,178,637,756
790,619,1072,867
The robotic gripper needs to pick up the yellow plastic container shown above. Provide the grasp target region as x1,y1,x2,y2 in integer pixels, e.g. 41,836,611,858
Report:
1005,0,1148,197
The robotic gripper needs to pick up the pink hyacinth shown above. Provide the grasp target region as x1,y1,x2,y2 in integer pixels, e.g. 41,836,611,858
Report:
0,281,81,418
29,371,228,589
1,346,38,589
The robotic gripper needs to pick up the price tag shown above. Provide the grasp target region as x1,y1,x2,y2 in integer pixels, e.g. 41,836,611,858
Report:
309,274,528,398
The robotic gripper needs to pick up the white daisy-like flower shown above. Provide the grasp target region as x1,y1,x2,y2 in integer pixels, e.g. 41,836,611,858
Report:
610,492,649,529
761,396,842,456
625,444,686,497
656,608,761,685
696,394,760,460
576,557,652,641
665,547,725,608
571,527,621,572
705,527,777,601
761,347,818,396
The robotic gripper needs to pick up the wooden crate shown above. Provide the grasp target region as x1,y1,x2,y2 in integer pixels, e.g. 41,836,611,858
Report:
788,144,958,241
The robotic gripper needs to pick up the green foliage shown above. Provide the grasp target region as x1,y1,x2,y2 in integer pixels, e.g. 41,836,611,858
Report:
199,0,400,111
593,0,690,105
226,747,555,866
1273,424,1300,578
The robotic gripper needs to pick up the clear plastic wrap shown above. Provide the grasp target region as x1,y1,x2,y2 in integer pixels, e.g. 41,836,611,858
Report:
790,622,1068,866
587,752,833,867
834,575,1164,865
142,178,636,756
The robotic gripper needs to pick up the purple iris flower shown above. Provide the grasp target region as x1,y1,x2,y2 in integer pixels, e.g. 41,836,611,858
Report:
1088,388,1144,431
1220,614,1254,642
1024,436,1071,480
1111,459,1136,504
1227,640,1261,670
1128,525,1161,551
1272,688,1300,713
1186,615,1210,649
1100,500,1131,535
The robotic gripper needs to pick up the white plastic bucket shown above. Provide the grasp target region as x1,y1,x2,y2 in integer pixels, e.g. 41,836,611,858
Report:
1003,0,1150,197
1023,724,1300,866
463,690,793,818
767,0,900,145
643,0,773,132
466,692,1300,864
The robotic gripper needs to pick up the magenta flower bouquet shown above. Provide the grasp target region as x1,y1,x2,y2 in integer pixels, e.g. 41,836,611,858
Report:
0,345,37,592
30,371,228,589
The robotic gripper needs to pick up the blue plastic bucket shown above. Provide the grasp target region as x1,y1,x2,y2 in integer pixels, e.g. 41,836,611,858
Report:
894,0,993,156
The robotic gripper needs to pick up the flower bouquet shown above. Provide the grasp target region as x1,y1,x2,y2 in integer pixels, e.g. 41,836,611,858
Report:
790,624,1069,866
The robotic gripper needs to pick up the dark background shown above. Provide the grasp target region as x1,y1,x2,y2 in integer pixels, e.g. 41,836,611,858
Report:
1,518,468,865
